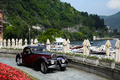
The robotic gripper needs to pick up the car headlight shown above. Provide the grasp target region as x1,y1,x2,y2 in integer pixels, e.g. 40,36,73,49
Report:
51,60,54,64
62,59,65,63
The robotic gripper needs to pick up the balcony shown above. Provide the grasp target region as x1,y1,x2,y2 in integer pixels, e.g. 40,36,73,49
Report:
0,20,2,22
0,25,3,27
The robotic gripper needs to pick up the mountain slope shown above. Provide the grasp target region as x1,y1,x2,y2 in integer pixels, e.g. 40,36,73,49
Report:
0,0,106,40
0,0,83,29
0,0,105,29
103,12,120,30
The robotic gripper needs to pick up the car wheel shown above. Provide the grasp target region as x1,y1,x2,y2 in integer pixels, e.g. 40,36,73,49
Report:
40,62,48,74
16,57,21,66
60,66,66,71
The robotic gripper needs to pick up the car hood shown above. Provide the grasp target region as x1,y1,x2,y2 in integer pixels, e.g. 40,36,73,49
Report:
35,52,53,55
34,52,57,59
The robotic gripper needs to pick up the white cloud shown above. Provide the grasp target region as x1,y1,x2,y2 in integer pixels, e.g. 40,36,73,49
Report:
107,0,120,10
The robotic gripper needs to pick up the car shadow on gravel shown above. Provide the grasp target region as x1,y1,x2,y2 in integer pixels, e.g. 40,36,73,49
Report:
18,64,67,74
47,67,67,74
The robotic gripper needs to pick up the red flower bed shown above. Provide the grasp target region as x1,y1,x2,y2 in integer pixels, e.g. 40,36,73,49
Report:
0,62,33,80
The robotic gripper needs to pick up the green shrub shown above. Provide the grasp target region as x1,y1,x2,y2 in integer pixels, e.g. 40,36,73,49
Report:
101,58,115,62
74,53,85,57
87,55,98,59
1,47,8,49
66,52,72,55
9,48,14,49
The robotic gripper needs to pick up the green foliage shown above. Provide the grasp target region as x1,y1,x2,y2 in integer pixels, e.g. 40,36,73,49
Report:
87,55,98,59
66,52,74,55
38,29,62,43
62,31,84,40
74,54,85,57
101,58,115,62
3,25,17,39
1,47,8,49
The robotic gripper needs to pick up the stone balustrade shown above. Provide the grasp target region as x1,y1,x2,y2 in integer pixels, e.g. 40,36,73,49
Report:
0,39,38,49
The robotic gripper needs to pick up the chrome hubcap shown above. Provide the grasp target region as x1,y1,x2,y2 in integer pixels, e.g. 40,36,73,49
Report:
41,63,44,72
17,58,20,64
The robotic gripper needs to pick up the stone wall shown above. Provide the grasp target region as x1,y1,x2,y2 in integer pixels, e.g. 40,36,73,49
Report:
68,59,120,80
0,50,120,80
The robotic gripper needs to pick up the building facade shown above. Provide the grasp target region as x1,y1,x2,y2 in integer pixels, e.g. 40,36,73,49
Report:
0,10,3,40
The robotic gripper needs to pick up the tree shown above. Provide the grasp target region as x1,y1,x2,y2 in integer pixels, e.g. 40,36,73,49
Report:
38,29,62,43
4,25,17,39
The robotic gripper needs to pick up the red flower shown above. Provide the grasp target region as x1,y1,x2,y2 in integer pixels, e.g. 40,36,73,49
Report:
0,62,33,80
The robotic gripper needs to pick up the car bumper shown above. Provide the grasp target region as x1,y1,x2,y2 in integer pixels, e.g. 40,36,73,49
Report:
48,63,67,68
61,64,67,67
48,65,57,68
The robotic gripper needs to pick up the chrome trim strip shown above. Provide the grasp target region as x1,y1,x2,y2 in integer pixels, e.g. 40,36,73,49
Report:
48,65,57,68
61,64,67,67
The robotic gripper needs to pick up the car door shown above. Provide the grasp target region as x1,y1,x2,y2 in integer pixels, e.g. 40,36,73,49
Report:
23,48,34,66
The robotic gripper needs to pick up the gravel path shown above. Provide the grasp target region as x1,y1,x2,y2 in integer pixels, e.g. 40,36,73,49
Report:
0,57,109,80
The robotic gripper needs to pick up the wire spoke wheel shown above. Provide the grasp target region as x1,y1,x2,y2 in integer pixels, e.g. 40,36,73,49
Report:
17,57,21,66
40,62,47,74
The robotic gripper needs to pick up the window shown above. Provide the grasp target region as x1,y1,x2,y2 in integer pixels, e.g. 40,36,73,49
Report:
31,47,48,53
24,48,31,55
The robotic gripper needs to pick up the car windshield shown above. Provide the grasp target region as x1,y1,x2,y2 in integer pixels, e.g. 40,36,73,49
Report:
31,47,48,53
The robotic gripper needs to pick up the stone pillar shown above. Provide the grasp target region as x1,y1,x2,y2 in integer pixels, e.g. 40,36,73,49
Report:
34,39,38,46
12,38,15,48
8,39,10,48
4,39,6,47
86,39,91,56
105,40,111,58
46,39,50,51
25,39,27,46
15,39,18,48
67,39,70,53
19,39,22,49
115,39,120,62
63,39,67,53
93,36,96,40
0,39,3,48
31,39,33,45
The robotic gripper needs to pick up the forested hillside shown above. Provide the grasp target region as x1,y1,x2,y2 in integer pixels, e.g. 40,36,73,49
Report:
0,0,107,41
102,12,120,31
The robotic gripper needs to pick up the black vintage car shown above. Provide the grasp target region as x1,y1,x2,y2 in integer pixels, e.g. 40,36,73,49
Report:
16,46,68,73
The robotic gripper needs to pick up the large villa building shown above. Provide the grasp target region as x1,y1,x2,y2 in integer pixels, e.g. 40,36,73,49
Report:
0,10,3,40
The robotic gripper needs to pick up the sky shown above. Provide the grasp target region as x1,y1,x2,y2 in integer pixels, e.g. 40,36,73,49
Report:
60,0,120,16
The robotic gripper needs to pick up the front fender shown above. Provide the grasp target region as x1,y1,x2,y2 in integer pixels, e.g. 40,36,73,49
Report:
32,56,49,69
57,56,68,65
15,53,22,62
57,55,68,61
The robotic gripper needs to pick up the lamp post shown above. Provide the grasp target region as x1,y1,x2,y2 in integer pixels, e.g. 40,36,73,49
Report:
29,27,31,44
